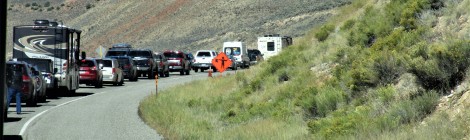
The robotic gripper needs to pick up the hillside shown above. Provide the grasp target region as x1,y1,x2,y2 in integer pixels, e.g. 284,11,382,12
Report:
6,0,351,56
139,0,470,139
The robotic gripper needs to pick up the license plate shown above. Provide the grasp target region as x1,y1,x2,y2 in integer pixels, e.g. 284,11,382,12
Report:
201,64,207,67
170,66,173,69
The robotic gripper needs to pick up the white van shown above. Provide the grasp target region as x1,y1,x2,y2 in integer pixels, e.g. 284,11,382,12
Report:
223,41,250,69
257,34,293,60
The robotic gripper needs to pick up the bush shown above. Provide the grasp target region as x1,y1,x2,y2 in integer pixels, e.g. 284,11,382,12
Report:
410,41,470,91
341,19,356,31
47,7,54,11
86,3,94,9
313,86,347,117
44,2,51,7
25,3,31,7
315,24,335,42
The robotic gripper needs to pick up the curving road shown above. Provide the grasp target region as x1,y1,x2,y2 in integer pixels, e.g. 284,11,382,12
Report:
4,71,234,140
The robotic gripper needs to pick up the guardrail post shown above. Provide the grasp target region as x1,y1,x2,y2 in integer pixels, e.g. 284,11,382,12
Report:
155,75,158,96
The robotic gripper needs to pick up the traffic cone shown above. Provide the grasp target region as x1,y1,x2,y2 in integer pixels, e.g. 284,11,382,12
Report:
208,67,213,77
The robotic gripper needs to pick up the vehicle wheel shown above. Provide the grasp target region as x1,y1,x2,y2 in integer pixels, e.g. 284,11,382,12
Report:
201,69,205,72
95,79,103,88
185,69,190,75
26,91,37,107
148,70,154,79
180,70,184,75
118,77,124,86
165,71,170,77
159,71,164,77
194,68,199,72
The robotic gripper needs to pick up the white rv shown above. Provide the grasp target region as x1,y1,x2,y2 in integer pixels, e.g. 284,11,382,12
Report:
257,34,293,60
222,41,250,69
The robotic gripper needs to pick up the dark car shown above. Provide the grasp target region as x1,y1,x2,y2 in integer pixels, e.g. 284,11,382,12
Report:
79,59,104,88
29,65,47,102
6,61,38,107
108,56,138,81
105,43,133,57
128,49,158,79
163,50,191,75
155,53,170,77
247,49,264,65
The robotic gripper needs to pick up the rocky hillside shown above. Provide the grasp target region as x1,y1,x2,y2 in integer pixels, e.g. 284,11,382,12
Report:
6,0,351,56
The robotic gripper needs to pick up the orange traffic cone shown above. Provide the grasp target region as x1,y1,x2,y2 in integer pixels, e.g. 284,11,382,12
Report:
208,68,213,77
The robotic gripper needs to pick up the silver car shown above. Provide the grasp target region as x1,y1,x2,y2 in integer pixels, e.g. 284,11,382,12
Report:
97,58,124,86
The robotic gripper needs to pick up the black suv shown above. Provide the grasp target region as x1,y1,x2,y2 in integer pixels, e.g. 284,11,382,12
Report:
128,49,158,79
247,49,263,65
105,43,132,57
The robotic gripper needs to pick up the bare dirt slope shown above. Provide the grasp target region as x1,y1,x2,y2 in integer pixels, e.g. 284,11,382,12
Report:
7,0,351,56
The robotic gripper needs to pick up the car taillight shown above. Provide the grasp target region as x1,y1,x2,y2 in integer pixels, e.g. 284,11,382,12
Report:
124,64,131,69
91,66,97,71
112,68,116,74
63,62,67,71
22,75,31,82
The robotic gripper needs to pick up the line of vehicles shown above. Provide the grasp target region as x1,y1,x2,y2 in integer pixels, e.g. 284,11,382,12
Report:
4,19,292,119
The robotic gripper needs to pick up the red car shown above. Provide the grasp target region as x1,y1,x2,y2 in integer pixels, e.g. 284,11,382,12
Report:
79,59,103,88
163,50,191,75
6,61,38,107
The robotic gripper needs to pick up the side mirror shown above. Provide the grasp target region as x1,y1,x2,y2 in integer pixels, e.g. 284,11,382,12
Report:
81,51,86,60
54,68,58,74
99,64,104,69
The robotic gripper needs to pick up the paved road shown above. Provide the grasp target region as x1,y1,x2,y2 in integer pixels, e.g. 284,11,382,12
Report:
4,70,235,140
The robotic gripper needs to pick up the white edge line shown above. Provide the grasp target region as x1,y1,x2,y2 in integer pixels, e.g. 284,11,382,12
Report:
19,92,104,136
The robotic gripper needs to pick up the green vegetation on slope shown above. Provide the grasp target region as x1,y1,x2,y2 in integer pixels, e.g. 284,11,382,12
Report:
140,0,470,139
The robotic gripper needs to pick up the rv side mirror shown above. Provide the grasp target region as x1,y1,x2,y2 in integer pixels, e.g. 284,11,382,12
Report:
81,52,86,60
99,64,104,69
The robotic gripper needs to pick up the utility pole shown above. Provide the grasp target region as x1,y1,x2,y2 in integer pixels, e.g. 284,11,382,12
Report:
1,0,8,139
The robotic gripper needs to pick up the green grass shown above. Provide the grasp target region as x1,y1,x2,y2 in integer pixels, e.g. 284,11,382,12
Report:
140,0,470,139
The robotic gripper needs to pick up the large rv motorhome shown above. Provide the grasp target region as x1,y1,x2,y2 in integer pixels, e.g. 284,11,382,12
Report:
13,20,83,94
257,34,293,60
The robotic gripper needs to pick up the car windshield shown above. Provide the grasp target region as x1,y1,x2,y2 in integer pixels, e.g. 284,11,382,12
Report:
129,51,152,57
106,51,128,57
80,60,95,67
197,52,211,57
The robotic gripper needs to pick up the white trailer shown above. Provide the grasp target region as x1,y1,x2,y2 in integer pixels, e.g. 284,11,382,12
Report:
257,34,293,60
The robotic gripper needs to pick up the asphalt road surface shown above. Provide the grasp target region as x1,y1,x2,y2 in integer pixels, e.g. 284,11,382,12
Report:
4,70,237,140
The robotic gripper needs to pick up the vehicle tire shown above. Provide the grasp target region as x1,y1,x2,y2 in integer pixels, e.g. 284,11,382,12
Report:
180,70,184,75
185,69,190,75
201,69,205,72
148,70,154,79
194,68,199,72
159,71,164,77
118,77,124,86
95,79,103,88
26,91,37,107
165,71,170,77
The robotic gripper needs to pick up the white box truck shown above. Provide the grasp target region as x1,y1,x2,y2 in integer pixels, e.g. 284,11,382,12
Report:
257,34,293,60
223,41,250,69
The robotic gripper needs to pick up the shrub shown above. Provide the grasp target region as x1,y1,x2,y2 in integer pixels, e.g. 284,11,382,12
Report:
315,24,335,42
47,7,54,11
372,51,407,86
25,3,31,7
341,19,355,31
86,3,94,9
313,86,347,117
32,2,38,7
44,2,50,7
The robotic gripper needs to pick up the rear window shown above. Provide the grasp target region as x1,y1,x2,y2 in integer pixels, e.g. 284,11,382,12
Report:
164,52,184,58
106,51,128,57
101,60,113,67
116,59,130,67
80,60,95,67
197,52,211,57
129,51,152,57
